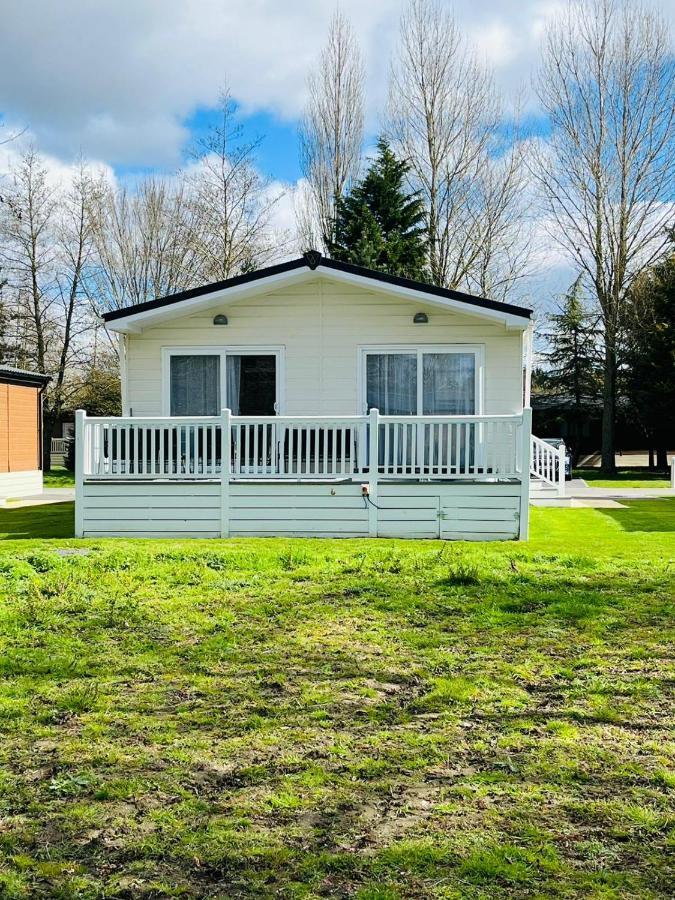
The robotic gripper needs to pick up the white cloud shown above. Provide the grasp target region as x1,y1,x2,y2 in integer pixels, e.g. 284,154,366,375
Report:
2,0,672,167
0,132,116,192
0,0,402,167
1,0,672,310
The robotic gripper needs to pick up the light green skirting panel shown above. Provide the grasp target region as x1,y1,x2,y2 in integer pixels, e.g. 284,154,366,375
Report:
80,479,523,541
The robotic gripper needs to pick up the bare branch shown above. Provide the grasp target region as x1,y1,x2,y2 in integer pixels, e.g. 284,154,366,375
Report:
299,10,364,250
386,0,530,298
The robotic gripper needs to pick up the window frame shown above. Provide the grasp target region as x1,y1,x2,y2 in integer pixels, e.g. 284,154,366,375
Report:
161,346,285,416
357,345,484,416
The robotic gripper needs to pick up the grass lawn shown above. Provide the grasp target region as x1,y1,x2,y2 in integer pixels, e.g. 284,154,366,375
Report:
43,468,75,489
0,501,673,898
574,468,671,489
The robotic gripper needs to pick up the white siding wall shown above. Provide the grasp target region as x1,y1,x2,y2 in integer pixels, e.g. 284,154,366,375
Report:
0,469,43,500
124,278,523,417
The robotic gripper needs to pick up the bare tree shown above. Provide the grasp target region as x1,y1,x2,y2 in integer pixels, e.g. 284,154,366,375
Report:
0,149,98,467
387,0,529,296
462,131,533,301
187,90,286,280
299,10,364,251
0,147,57,373
87,174,202,312
535,0,675,472
45,162,101,460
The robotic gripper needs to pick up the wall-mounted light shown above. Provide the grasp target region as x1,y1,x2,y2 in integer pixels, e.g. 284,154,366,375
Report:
213,314,228,325
413,312,428,324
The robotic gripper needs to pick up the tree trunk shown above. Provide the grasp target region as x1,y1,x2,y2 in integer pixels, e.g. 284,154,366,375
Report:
648,448,655,468
42,412,55,474
600,341,616,474
656,447,668,471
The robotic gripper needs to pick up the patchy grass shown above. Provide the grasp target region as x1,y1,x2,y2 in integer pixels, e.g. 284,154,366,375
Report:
43,468,75,488
575,467,671,489
0,501,673,897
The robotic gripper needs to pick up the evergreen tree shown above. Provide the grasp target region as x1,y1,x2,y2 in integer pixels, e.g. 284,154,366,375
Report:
541,275,601,406
329,139,428,280
622,237,675,470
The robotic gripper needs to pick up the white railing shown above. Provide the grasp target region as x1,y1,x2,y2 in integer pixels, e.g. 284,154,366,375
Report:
378,415,520,479
77,409,530,482
230,416,365,478
51,437,69,455
80,416,223,479
530,435,565,496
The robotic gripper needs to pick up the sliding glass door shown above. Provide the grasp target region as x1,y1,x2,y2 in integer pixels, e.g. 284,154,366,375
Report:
165,347,282,473
364,348,479,416
364,347,481,472
166,349,281,417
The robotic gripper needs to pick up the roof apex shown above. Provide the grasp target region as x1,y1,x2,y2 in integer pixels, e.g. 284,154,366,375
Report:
101,255,532,330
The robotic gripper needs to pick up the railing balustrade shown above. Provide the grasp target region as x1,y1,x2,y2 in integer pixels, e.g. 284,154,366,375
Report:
81,416,222,479
78,410,528,482
530,435,565,495
230,416,364,478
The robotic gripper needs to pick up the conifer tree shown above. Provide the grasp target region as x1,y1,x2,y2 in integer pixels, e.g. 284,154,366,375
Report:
540,275,601,407
329,139,428,280
622,238,675,470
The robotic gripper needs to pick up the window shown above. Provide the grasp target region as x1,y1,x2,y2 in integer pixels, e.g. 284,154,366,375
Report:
164,348,283,416
422,353,475,415
170,355,220,416
364,348,480,415
366,353,417,416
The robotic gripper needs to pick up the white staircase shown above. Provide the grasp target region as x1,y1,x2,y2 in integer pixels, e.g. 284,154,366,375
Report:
529,435,566,498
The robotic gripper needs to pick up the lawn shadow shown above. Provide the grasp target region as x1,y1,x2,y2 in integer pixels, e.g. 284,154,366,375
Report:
596,499,675,533
0,502,74,539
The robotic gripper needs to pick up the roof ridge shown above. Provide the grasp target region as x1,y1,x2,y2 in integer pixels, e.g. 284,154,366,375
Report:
101,255,532,324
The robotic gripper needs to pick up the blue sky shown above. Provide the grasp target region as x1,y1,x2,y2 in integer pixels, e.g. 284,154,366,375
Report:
184,107,304,184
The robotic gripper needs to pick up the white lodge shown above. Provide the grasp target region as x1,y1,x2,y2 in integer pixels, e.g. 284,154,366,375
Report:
76,253,563,540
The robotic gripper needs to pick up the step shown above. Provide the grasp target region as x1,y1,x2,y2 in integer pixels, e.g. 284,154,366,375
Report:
529,478,560,495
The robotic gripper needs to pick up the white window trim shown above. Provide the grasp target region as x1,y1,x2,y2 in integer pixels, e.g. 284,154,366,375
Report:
161,346,286,415
357,344,484,415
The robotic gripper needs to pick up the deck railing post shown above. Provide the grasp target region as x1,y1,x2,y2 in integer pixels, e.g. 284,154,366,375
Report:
75,409,85,538
558,442,566,497
220,408,231,538
368,408,379,537
519,408,532,540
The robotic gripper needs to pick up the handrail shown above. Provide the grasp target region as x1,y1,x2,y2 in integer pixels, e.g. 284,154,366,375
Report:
379,413,524,422
530,435,565,496
85,415,221,424
231,414,365,425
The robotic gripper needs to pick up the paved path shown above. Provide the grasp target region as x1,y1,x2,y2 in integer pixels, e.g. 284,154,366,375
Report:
578,450,674,467
1,488,75,509
532,484,675,508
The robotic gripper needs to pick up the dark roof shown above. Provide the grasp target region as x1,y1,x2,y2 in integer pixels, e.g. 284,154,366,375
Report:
531,393,603,410
101,253,533,323
0,365,51,387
